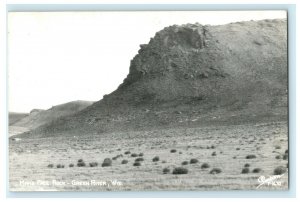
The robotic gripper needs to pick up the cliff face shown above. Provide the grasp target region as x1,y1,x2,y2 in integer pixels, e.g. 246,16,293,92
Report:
25,19,287,137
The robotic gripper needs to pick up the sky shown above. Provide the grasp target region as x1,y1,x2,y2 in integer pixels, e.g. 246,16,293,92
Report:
8,11,286,113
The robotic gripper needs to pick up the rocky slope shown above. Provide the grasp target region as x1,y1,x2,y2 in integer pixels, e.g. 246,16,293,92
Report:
25,19,287,137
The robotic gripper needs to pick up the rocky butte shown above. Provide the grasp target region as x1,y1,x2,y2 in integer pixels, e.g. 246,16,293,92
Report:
23,19,287,138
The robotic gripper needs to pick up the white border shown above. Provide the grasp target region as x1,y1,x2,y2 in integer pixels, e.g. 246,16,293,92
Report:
1,0,299,201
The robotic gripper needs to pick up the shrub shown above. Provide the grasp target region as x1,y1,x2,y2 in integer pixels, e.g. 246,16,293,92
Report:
283,154,288,160
102,158,112,167
125,151,131,155
190,158,199,164
131,153,138,157
112,156,117,160
244,163,250,167
139,153,144,157
162,160,166,163
179,152,182,154
135,157,144,162
57,164,63,168
209,168,222,174
181,161,189,165
275,155,282,159
78,159,83,163
152,156,160,162
274,166,286,175
211,152,217,156
211,145,216,149
275,145,281,149
170,149,177,153
201,163,210,169
77,162,86,167
163,168,170,174
89,162,98,167
252,168,262,173
236,148,240,150
133,162,141,166
121,160,128,164
246,155,256,159
47,164,54,168
285,149,288,154
69,163,74,168
172,167,188,174
241,167,250,174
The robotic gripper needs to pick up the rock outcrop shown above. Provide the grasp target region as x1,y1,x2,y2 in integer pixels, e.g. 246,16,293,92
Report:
23,19,288,138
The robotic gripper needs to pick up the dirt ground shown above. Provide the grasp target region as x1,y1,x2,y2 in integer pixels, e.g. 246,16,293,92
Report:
9,121,288,191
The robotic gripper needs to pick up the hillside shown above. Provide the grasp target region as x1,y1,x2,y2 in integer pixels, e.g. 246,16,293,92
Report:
12,100,94,130
8,112,29,125
25,19,287,137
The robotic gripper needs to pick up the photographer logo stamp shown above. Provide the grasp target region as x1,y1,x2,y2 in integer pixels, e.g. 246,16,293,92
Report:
256,174,284,189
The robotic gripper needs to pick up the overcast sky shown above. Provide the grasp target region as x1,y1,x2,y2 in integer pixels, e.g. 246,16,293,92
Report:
8,11,286,113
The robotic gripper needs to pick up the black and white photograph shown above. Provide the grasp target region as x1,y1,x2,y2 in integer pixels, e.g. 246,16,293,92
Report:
8,10,289,191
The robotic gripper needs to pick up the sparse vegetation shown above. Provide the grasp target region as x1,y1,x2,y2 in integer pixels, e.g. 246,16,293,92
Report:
244,163,250,167
274,166,286,175
252,168,262,173
102,158,112,167
163,168,170,174
89,162,98,167
69,163,74,167
47,164,54,168
212,152,217,156
131,153,138,157
246,155,256,159
241,168,250,174
170,149,177,153
77,161,86,167
135,157,144,162
121,160,128,164
181,161,189,165
201,163,210,169
210,168,222,174
56,164,64,168
133,162,141,166
152,156,160,162
190,158,198,164
172,167,188,175
112,154,123,160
